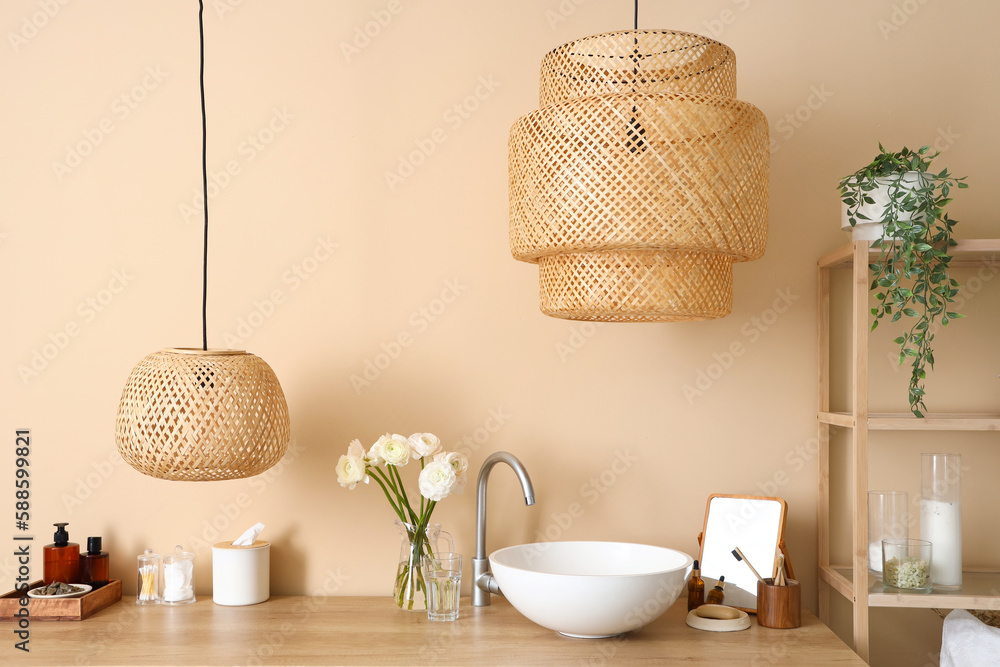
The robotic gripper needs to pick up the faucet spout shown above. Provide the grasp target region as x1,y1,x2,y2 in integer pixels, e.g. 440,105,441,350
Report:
472,451,535,607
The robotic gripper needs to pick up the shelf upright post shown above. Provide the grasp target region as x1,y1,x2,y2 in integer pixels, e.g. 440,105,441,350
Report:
851,241,871,662
817,253,832,625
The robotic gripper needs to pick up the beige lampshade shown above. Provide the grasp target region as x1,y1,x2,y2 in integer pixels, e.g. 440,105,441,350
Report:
116,348,290,481
509,30,769,322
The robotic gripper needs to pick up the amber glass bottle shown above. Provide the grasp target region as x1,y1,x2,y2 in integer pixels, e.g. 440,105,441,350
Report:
706,575,726,605
43,522,80,584
79,537,110,588
687,559,705,611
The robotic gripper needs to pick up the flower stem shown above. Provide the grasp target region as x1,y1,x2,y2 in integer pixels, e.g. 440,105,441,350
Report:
368,469,406,523
391,465,420,525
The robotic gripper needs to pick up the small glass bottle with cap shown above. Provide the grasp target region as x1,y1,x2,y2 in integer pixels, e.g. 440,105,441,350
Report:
79,536,110,589
162,545,196,605
137,549,161,605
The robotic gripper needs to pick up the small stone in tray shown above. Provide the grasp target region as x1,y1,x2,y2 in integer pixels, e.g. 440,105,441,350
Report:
33,582,84,596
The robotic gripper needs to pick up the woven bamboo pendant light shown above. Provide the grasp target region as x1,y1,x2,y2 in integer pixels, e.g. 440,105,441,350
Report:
509,5,769,322
115,1,289,481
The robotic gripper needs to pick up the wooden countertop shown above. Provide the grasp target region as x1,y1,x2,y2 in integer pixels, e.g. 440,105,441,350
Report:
6,596,865,666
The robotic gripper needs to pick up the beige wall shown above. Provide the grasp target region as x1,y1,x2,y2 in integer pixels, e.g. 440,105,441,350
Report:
2,1,998,664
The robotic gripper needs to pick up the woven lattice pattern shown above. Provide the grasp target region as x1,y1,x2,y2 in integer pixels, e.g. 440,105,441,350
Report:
509,29,769,322
539,250,733,322
510,92,768,262
116,349,290,482
539,30,737,106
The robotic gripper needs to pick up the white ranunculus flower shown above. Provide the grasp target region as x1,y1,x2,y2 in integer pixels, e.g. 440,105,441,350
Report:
434,451,469,494
434,451,469,477
336,439,369,490
370,433,411,467
408,432,442,459
418,460,457,502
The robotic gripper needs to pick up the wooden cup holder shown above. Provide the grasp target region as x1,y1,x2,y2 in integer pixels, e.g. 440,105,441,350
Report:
756,578,801,629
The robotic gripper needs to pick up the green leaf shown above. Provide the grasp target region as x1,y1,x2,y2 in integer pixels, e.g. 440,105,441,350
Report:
902,308,918,317
892,336,905,345
946,312,966,319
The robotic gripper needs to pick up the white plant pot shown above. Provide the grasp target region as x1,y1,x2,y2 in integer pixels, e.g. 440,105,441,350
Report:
841,171,926,241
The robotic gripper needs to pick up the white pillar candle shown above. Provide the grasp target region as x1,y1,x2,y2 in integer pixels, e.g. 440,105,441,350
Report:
920,499,962,588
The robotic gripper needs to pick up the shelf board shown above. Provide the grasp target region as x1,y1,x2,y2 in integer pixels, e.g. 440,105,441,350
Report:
819,412,1000,431
818,239,1000,269
830,566,1000,610
819,565,854,601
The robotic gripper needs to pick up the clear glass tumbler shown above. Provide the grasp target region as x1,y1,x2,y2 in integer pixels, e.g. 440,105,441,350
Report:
882,538,932,594
422,552,462,622
868,491,909,579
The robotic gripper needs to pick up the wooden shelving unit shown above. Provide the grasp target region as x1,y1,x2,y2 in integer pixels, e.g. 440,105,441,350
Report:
816,239,1000,663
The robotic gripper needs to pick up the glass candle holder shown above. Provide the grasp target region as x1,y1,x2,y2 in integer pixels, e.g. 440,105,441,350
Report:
882,539,932,594
920,453,962,589
868,491,909,579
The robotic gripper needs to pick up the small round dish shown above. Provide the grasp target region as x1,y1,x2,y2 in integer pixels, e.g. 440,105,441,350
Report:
27,583,91,599
685,604,751,632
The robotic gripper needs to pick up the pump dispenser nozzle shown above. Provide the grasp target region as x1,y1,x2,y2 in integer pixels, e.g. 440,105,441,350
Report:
53,522,69,547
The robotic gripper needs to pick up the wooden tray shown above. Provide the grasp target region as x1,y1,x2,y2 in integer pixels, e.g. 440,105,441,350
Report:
0,580,122,621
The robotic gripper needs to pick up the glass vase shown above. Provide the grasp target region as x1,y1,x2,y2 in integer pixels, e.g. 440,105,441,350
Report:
868,491,908,579
920,453,962,589
394,519,453,611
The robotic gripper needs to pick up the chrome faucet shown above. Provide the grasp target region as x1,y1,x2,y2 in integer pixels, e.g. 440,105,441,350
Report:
472,451,535,607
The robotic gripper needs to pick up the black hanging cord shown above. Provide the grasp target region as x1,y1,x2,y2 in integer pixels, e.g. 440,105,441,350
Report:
626,0,645,153
199,0,209,351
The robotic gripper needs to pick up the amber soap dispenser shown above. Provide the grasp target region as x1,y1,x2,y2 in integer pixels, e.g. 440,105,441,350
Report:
80,537,110,588
43,522,80,584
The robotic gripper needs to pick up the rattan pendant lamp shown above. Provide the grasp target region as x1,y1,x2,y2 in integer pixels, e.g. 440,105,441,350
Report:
115,1,290,482
509,3,769,322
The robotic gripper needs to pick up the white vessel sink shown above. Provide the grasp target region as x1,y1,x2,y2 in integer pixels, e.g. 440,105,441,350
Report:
489,541,693,638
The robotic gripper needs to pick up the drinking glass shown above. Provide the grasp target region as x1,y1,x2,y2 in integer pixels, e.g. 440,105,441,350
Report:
422,552,462,621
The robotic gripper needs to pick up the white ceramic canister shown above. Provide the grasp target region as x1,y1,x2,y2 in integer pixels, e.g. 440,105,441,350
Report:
212,540,270,606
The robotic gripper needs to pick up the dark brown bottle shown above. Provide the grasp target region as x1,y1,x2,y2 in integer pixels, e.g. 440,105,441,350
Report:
79,537,109,589
687,559,705,611
43,522,79,584
706,575,726,605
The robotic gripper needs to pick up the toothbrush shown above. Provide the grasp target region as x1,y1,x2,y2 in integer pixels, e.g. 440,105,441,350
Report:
774,555,786,586
731,547,765,583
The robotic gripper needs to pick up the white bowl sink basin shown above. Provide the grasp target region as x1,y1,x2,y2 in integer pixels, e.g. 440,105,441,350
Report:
489,541,693,638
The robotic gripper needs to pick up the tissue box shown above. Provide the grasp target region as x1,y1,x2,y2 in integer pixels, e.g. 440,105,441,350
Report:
212,540,269,606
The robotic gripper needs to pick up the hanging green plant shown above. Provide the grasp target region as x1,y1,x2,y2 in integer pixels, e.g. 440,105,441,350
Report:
838,144,969,417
